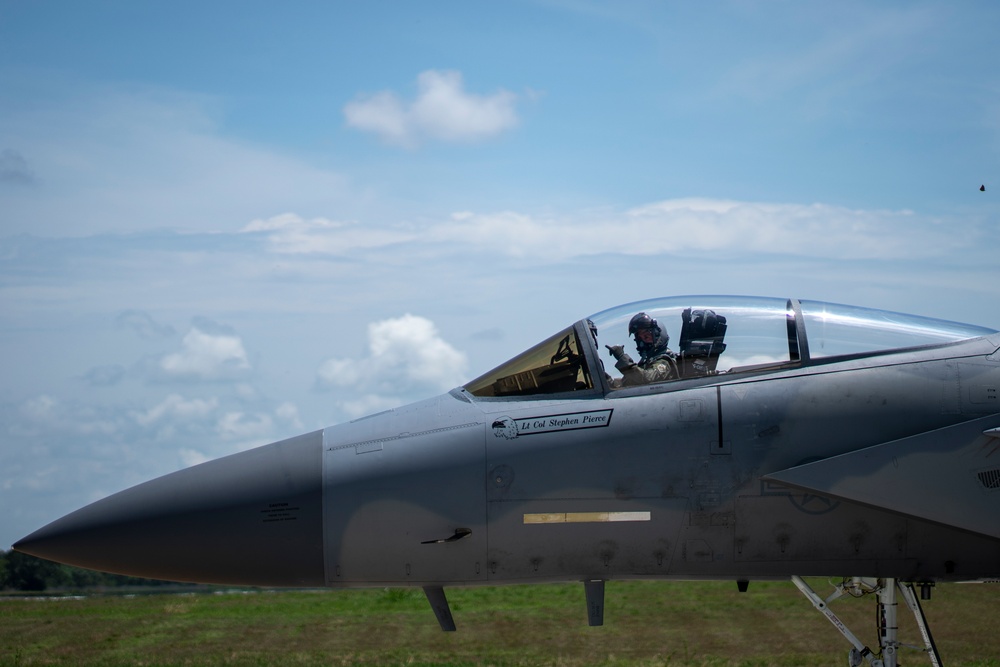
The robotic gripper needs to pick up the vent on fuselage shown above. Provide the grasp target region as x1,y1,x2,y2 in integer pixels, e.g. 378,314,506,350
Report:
977,468,1000,490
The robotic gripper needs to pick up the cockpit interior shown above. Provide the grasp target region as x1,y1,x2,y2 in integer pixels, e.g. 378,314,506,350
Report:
463,296,998,399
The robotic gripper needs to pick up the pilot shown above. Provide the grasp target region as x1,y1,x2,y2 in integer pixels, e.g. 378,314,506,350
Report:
606,312,678,386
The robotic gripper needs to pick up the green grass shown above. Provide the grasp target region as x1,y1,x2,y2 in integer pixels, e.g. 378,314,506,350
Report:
2,580,999,666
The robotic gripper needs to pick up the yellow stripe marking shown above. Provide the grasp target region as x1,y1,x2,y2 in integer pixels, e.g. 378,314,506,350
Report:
523,511,651,524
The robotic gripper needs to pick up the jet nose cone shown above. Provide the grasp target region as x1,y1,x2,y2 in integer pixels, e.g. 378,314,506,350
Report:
14,430,325,587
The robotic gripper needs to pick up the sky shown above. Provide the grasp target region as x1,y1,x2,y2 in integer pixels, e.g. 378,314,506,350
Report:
1,0,999,550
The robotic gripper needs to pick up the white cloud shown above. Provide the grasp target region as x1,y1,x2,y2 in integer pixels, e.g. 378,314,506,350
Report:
20,395,57,421
133,394,219,427
409,71,518,142
343,91,410,145
339,395,405,420
216,411,274,446
12,396,126,441
429,199,963,261
178,448,210,468
160,327,251,380
242,213,415,255
344,70,519,147
249,198,965,264
241,212,320,233
275,402,304,430
317,314,468,395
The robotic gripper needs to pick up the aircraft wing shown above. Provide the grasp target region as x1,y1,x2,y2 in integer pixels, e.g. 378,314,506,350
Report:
763,414,1000,540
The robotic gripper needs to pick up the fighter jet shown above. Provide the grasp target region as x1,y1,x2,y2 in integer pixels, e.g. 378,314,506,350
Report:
15,296,1000,667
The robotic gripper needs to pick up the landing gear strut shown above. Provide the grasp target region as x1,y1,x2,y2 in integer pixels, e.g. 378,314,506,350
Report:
792,576,943,667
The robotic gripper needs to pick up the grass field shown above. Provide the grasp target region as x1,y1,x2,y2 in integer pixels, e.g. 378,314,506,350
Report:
2,580,999,666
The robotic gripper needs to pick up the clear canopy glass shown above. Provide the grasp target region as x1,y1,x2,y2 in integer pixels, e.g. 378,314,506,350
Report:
463,296,996,398
799,300,997,359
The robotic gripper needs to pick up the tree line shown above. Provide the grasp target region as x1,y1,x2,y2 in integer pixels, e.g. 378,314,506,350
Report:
0,549,183,592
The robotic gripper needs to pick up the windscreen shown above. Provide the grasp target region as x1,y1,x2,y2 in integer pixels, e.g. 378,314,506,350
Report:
464,326,594,397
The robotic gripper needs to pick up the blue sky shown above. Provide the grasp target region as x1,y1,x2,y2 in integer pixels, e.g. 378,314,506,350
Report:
2,1,999,549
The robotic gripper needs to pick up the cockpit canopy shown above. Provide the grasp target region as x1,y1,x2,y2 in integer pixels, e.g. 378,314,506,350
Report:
463,296,997,398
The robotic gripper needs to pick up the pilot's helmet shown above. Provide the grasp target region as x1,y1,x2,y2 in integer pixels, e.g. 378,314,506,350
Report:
629,312,669,355
628,312,659,337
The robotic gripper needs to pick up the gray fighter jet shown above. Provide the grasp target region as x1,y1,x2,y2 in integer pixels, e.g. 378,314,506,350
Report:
15,296,1000,667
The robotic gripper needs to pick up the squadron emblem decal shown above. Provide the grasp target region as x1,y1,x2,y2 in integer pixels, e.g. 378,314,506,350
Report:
491,409,613,439
491,417,520,440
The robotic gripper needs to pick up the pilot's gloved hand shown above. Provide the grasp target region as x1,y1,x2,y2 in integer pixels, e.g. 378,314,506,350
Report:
606,344,626,360
606,344,635,371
